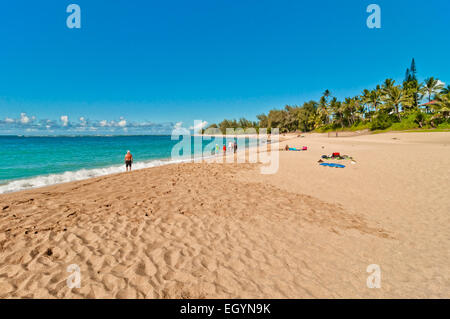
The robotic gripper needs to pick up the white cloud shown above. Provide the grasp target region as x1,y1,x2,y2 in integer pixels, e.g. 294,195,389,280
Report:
60,115,69,126
189,120,208,131
118,119,127,127
1,113,177,135
171,121,190,135
79,117,87,126
20,113,31,124
437,80,446,87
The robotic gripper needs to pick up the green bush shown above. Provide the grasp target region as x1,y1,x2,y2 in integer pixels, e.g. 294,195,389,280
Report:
437,121,450,129
370,113,392,130
350,121,371,131
412,111,427,128
390,113,420,130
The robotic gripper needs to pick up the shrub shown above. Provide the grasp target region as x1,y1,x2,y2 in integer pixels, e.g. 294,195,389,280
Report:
412,111,426,128
370,113,392,130
390,113,420,130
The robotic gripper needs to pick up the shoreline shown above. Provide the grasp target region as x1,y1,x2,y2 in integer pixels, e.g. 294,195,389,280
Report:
0,130,443,195
0,138,268,195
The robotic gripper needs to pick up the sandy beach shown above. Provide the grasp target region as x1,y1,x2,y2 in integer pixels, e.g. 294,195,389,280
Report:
0,132,449,298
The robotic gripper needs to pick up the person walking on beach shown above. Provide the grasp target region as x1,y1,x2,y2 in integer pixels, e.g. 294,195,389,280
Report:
234,142,237,153
223,144,226,153
125,150,133,172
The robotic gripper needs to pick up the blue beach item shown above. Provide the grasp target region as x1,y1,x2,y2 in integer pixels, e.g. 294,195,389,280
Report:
320,163,345,168
289,147,307,151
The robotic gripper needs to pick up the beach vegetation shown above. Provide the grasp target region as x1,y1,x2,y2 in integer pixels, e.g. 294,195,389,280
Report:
204,59,449,134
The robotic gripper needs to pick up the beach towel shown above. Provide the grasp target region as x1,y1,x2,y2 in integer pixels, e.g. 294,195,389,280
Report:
320,163,345,168
289,147,307,151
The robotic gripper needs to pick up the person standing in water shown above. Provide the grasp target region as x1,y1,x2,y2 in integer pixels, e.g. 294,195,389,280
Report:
125,150,133,172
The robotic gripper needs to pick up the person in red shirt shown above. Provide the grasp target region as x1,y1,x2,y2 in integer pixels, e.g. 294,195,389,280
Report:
125,150,133,171
223,145,226,153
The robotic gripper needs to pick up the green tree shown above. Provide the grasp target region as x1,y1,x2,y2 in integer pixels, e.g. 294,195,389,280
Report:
296,101,317,132
381,78,396,95
382,85,412,121
441,85,450,95
403,59,421,108
257,114,268,128
362,86,383,121
317,94,330,126
423,77,445,103
410,58,417,81
430,92,450,125
267,109,288,132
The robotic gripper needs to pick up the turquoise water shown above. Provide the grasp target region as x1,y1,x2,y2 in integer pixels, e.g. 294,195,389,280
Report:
1,135,256,193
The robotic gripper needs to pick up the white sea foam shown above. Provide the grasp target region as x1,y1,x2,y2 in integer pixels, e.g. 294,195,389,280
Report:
0,157,196,194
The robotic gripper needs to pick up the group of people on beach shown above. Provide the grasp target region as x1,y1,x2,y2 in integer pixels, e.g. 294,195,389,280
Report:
215,141,237,154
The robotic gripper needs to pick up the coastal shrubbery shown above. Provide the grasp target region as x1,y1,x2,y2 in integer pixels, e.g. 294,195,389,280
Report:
204,59,450,134
370,113,393,131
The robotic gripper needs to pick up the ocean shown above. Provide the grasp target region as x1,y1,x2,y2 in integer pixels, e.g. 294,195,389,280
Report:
1,135,257,194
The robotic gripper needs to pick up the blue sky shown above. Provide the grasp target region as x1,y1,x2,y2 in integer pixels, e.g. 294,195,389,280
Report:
0,0,449,134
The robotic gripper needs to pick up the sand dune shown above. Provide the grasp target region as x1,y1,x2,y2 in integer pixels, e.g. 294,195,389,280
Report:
0,132,449,298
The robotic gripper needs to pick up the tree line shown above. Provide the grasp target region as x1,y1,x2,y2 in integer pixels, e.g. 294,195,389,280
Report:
203,59,450,134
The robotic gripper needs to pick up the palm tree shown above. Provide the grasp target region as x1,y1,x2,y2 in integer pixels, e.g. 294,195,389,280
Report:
361,89,371,119
441,85,450,95
317,96,329,125
431,93,450,123
355,97,366,121
381,79,396,96
342,98,353,126
382,85,412,120
329,98,344,128
361,86,383,122
312,90,332,127
423,77,444,103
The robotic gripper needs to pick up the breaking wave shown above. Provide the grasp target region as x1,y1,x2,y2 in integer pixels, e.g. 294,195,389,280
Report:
0,157,196,194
